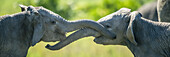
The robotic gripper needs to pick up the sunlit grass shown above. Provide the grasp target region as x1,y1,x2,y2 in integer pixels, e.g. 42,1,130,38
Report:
27,37,133,57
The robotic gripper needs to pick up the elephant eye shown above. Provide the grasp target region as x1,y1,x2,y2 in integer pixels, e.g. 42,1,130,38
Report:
105,25,111,28
51,21,56,24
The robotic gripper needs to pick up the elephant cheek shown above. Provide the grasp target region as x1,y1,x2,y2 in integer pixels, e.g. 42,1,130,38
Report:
58,34,66,41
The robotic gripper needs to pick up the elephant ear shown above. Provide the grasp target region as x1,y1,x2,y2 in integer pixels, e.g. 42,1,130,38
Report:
26,6,45,46
116,8,131,14
19,4,27,12
32,21,44,46
126,11,142,45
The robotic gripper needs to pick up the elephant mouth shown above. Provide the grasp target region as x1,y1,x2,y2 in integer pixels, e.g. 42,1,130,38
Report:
93,37,104,44
94,36,116,45
56,30,65,35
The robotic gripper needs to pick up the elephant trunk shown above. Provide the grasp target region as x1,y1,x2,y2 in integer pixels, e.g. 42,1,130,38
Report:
65,20,115,39
55,16,114,39
46,28,100,50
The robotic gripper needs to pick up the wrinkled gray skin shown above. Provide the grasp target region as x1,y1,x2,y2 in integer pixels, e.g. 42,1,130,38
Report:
157,0,170,22
53,8,170,57
138,1,158,21
45,28,101,50
0,5,114,57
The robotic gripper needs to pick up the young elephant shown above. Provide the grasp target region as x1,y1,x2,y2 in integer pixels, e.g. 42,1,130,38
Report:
157,0,170,22
138,1,158,21
0,5,114,57
48,8,170,57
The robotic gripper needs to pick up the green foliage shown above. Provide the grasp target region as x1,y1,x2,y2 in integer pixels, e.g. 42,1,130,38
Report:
0,0,155,57
0,0,155,20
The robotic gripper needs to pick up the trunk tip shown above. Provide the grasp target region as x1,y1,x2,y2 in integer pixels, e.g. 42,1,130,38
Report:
45,44,61,50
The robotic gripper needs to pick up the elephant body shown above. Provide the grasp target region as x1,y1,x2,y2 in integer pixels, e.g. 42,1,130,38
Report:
138,1,158,21
157,0,170,22
137,0,170,22
124,17,170,57
95,10,170,57
0,13,32,57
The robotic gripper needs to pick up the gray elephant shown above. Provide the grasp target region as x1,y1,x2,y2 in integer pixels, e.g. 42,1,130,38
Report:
0,5,114,57
157,0,170,22
138,0,170,22
138,1,158,21
47,8,170,57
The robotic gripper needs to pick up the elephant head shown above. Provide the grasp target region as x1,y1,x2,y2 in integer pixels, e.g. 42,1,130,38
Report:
19,5,115,46
94,9,141,45
157,0,170,22
45,8,143,50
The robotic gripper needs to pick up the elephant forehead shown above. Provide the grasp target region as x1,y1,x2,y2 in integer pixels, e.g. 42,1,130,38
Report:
37,7,60,19
98,16,122,24
98,13,127,22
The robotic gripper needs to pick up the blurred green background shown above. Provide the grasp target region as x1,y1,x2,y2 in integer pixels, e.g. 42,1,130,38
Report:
0,0,155,57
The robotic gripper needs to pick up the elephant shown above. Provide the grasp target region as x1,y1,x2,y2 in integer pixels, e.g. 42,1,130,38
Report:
138,0,170,22
0,5,114,57
138,1,158,21
46,8,170,57
157,0,170,22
